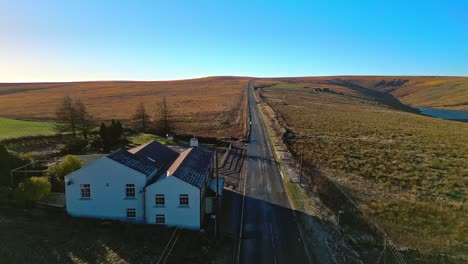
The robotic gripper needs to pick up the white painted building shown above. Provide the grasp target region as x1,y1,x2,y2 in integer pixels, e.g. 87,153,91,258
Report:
65,141,215,230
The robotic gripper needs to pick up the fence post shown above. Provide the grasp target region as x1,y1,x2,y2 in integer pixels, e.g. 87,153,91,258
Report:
299,144,304,185
384,234,388,264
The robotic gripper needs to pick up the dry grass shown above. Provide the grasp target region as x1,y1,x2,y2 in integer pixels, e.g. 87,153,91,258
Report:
0,77,249,138
255,76,468,110
257,83,468,258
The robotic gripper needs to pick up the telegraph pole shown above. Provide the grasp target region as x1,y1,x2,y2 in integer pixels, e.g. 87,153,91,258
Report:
383,234,388,264
299,144,304,185
215,151,219,240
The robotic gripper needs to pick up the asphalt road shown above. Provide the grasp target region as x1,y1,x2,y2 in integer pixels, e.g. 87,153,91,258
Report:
237,81,311,264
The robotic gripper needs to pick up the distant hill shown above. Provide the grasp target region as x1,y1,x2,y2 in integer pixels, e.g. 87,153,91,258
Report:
255,76,468,111
0,76,466,128
0,76,250,138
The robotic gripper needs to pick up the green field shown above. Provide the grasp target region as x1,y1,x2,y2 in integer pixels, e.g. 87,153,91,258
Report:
0,117,55,140
127,133,168,146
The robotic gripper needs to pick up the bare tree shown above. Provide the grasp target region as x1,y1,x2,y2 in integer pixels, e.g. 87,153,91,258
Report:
132,103,150,132
74,99,93,139
155,97,172,134
54,96,78,137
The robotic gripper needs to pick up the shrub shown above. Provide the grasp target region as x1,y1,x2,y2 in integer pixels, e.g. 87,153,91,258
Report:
15,176,51,202
0,145,32,186
60,138,88,155
47,155,83,192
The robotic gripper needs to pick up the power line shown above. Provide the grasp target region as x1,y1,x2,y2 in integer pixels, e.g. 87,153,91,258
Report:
388,244,406,264
156,226,181,264
375,247,385,264
388,243,406,264
161,227,184,264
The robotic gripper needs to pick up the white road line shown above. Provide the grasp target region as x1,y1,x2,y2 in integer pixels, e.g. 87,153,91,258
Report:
274,256,278,264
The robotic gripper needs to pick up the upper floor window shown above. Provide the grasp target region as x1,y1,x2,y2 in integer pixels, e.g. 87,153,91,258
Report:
81,184,91,198
126,208,136,219
179,194,189,207
125,184,135,198
155,194,165,206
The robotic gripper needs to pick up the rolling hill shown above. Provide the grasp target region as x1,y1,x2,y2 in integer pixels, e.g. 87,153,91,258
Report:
0,76,466,138
255,76,468,111
0,77,250,138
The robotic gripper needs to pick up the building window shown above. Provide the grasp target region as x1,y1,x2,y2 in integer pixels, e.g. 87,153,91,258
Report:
155,194,165,206
156,214,165,224
179,194,189,206
126,208,136,219
125,184,135,198
80,184,91,198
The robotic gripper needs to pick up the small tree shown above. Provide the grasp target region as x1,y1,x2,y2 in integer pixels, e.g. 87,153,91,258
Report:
74,99,93,139
154,97,172,134
109,120,123,143
15,177,51,202
55,96,94,138
47,155,83,192
98,120,124,151
54,96,78,137
132,103,150,132
99,122,108,142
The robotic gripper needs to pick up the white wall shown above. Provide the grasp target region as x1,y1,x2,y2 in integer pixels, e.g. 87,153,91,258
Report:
145,175,201,230
65,157,147,223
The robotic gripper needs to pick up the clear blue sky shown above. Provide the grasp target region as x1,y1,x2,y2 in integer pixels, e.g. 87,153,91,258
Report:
1,0,467,82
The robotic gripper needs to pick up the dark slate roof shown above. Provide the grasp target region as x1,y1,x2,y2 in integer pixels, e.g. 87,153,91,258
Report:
170,148,213,188
107,149,157,176
129,141,179,172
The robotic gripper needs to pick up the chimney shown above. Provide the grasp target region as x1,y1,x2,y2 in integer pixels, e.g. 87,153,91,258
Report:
190,136,199,147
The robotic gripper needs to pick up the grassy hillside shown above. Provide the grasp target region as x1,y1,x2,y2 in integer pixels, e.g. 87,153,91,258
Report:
257,82,468,259
0,77,249,138
255,76,468,111
340,76,468,110
0,118,55,140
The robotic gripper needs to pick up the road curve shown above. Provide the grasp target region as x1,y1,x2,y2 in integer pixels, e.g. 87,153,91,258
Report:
237,81,311,264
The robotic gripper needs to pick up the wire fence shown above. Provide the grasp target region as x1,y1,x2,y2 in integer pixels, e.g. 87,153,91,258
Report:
289,146,407,264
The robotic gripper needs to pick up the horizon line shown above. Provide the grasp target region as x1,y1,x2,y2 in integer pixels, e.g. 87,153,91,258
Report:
1,74,467,84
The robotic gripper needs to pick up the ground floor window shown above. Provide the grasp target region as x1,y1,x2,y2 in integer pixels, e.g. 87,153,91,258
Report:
126,208,136,219
156,214,165,224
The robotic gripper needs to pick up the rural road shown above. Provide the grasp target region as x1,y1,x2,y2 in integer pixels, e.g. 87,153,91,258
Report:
236,81,312,263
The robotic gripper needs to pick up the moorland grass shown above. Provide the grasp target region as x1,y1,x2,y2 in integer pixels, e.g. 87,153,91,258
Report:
0,77,249,138
260,85,468,257
255,76,468,110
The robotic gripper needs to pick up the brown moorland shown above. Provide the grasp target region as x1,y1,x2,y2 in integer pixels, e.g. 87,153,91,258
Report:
256,76,468,110
254,81,468,260
0,77,249,138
